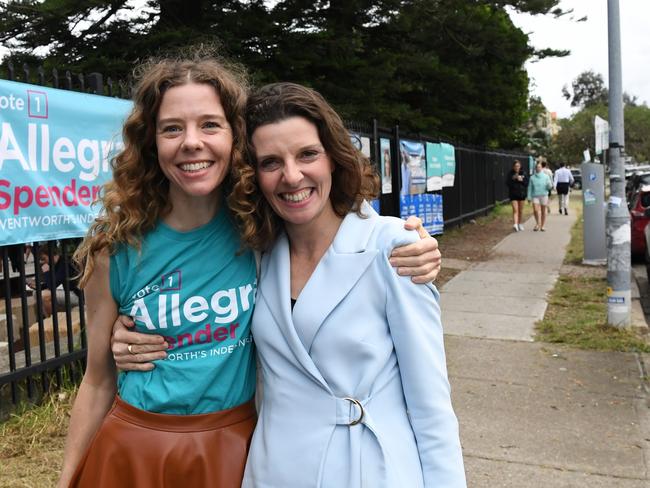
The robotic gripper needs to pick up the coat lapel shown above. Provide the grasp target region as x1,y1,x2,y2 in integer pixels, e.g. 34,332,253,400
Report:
292,202,380,352
258,232,331,390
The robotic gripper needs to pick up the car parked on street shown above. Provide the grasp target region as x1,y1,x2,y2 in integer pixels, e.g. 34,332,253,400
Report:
626,171,650,204
630,185,650,259
570,169,582,189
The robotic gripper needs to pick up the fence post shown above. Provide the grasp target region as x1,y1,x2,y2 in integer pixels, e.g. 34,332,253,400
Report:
7,60,15,81
392,124,401,218
64,70,73,90
86,72,104,95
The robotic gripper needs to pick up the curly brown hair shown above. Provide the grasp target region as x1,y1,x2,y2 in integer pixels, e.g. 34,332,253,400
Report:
228,82,379,251
74,54,249,287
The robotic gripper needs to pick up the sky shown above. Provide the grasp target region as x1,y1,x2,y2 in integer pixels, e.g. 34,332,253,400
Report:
509,0,650,119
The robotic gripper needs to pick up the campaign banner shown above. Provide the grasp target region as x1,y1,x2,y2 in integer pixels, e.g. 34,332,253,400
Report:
0,79,131,245
399,193,443,235
399,139,426,195
426,142,443,191
528,155,535,175
380,138,392,195
440,143,456,188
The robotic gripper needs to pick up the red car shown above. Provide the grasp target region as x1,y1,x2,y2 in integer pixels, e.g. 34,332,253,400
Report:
630,185,650,257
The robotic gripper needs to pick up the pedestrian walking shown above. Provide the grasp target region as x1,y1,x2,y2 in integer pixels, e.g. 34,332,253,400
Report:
553,162,574,215
506,160,528,232
528,162,553,231
541,161,554,214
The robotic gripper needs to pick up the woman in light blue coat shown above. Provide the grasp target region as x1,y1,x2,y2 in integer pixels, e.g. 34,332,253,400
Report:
235,83,465,487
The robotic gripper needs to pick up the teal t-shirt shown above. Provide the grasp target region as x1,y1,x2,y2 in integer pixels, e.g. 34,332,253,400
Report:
110,208,256,414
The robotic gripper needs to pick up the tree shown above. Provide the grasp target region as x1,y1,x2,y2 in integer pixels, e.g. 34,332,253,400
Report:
550,102,650,164
515,95,553,156
625,104,650,162
562,70,608,108
0,0,568,147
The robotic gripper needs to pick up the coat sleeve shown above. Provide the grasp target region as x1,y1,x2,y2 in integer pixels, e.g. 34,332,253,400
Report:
380,226,467,487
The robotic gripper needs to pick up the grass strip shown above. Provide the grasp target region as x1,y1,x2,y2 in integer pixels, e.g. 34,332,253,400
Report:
537,194,650,351
0,387,75,487
563,200,584,265
536,275,650,352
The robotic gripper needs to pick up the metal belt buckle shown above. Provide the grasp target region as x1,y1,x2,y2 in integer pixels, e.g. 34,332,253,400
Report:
343,397,364,426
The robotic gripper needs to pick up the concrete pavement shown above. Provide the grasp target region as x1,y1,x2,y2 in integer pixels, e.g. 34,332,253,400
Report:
441,200,650,487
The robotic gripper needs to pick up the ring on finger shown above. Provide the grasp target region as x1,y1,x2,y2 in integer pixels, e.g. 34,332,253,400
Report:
127,344,135,355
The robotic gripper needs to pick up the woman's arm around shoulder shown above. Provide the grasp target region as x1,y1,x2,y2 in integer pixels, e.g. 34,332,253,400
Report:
390,216,441,284
378,222,467,487
58,251,119,487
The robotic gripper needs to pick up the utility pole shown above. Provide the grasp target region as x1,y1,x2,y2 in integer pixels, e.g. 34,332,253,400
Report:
606,0,630,327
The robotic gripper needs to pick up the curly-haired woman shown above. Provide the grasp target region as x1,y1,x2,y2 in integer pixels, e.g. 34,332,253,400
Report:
58,55,441,488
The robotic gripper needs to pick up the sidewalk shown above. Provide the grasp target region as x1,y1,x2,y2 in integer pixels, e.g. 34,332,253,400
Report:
441,201,650,487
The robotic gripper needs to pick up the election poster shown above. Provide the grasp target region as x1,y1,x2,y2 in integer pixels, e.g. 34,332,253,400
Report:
399,139,426,195
0,79,131,245
350,132,371,158
399,193,443,235
440,142,456,187
380,138,392,195
426,142,443,191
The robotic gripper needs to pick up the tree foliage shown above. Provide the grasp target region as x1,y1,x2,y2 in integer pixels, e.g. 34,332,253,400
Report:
0,0,568,146
551,70,650,163
562,70,608,108
550,102,650,164
514,95,552,155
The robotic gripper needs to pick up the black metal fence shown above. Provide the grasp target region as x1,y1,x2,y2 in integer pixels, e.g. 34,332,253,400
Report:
0,62,529,412
442,146,525,226
1,241,86,415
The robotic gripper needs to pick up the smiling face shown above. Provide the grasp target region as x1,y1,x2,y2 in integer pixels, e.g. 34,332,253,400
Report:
513,161,521,173
155,82,233,206
252,116,338,229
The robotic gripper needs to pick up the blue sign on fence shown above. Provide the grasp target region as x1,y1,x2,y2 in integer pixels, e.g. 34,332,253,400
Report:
426,142,443,191
399,193,443,235
0,79,131,245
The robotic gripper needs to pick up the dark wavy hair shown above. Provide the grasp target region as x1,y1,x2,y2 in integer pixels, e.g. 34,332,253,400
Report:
228,82,379,250
74,53,249,287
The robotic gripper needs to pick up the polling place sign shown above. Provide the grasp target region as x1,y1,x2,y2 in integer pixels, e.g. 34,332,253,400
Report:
0,79,131,245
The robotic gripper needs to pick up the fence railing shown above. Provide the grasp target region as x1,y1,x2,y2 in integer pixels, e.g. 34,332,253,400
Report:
1,240,86,415
3,60,129,97
0,61,530,413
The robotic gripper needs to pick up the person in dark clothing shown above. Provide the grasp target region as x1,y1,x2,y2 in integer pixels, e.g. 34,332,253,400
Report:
28,245,80,316
506,160,528,232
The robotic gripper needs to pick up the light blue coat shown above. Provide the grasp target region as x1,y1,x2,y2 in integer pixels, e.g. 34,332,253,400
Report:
242,203,466,488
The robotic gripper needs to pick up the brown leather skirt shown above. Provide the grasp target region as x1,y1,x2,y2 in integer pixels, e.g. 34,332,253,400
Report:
68,396,256,488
